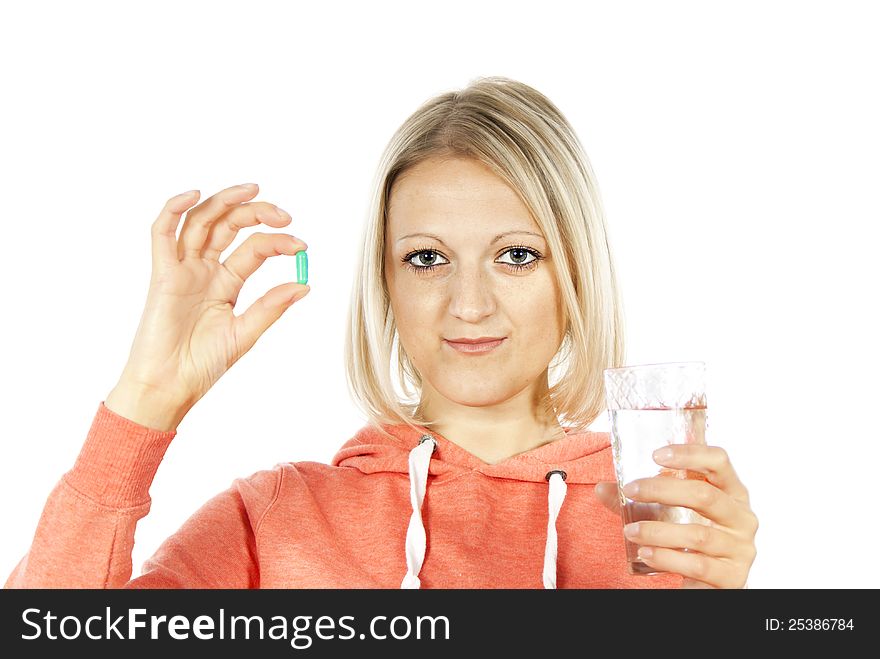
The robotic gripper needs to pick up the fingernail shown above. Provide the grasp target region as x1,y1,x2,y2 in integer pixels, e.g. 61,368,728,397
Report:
653,447,674,463
637,547,653,561
623,523,639,538
622,481,639,497
238,183,258,190
276,207,291,220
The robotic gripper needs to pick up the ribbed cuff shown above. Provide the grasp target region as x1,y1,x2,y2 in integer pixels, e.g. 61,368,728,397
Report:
64,401,178,509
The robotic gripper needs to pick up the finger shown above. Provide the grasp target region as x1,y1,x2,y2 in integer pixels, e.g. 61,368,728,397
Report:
151,190,202,271
623,520,740,558
594,482,621,515
681,578,717,589
222,232,307,288
653,444,751,505
623,476,745,530
636,546,747,589
177,183,261,260
201,202,300,261
233,282,311,356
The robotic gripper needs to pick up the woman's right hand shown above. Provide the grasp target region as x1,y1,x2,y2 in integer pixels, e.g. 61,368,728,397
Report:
111,183,309,427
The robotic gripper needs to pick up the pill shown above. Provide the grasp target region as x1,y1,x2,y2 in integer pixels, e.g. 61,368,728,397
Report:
296,250,308,285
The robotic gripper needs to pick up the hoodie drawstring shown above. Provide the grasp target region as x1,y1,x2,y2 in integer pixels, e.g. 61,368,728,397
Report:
400,435,436,589
400,435,569,589
542,470,568,589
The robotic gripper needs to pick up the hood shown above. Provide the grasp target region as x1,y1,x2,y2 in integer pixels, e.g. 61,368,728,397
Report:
331,422,614,589
331,422,613,483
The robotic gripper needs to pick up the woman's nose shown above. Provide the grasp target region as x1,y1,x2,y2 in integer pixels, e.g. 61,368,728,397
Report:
447,267,497,321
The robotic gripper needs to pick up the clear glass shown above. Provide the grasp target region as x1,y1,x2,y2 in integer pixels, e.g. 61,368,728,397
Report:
603,361,711,575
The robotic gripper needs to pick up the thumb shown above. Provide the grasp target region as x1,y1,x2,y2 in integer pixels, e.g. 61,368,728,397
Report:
594,481,622,516
235,283,310,351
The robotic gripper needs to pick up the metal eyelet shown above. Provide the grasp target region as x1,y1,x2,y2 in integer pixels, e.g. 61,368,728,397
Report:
545,469,567,481
418,435,438,453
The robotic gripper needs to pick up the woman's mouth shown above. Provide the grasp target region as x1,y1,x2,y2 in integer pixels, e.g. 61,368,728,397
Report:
443,337,506,354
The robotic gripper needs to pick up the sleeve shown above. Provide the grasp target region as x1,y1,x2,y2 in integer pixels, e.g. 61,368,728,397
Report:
124,466,281,589
4,401,281,589
4,401,176,588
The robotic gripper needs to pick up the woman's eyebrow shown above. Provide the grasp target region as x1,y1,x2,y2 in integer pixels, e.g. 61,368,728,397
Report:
396,231,546,245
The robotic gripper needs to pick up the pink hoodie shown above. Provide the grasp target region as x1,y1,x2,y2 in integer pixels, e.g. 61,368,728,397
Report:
5,401,682,589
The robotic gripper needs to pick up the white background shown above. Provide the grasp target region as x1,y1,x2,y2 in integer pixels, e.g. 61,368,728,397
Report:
1,0,877,589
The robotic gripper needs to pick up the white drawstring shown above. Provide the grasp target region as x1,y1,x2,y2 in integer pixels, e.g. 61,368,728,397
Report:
399,436,569,589
542,470,568,589
400,435,435,589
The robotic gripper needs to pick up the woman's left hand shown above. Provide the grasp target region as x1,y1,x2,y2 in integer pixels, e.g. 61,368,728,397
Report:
595,444,758,589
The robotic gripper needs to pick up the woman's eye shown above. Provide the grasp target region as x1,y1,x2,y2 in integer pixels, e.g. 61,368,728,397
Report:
497,247,539,268
405,250,449,269
402,246,542,273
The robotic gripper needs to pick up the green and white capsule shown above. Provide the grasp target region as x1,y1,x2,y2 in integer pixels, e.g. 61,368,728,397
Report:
296,250,308,285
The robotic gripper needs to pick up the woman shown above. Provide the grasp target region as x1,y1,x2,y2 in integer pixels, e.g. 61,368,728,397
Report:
5,76,757,589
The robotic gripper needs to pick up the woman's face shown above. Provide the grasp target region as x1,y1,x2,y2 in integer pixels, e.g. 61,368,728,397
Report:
384,155,566,413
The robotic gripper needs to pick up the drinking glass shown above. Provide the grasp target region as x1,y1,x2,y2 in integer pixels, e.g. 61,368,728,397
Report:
603,361,711,575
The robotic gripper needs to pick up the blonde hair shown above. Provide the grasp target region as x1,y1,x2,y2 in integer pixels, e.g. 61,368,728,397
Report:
344,76,626,440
